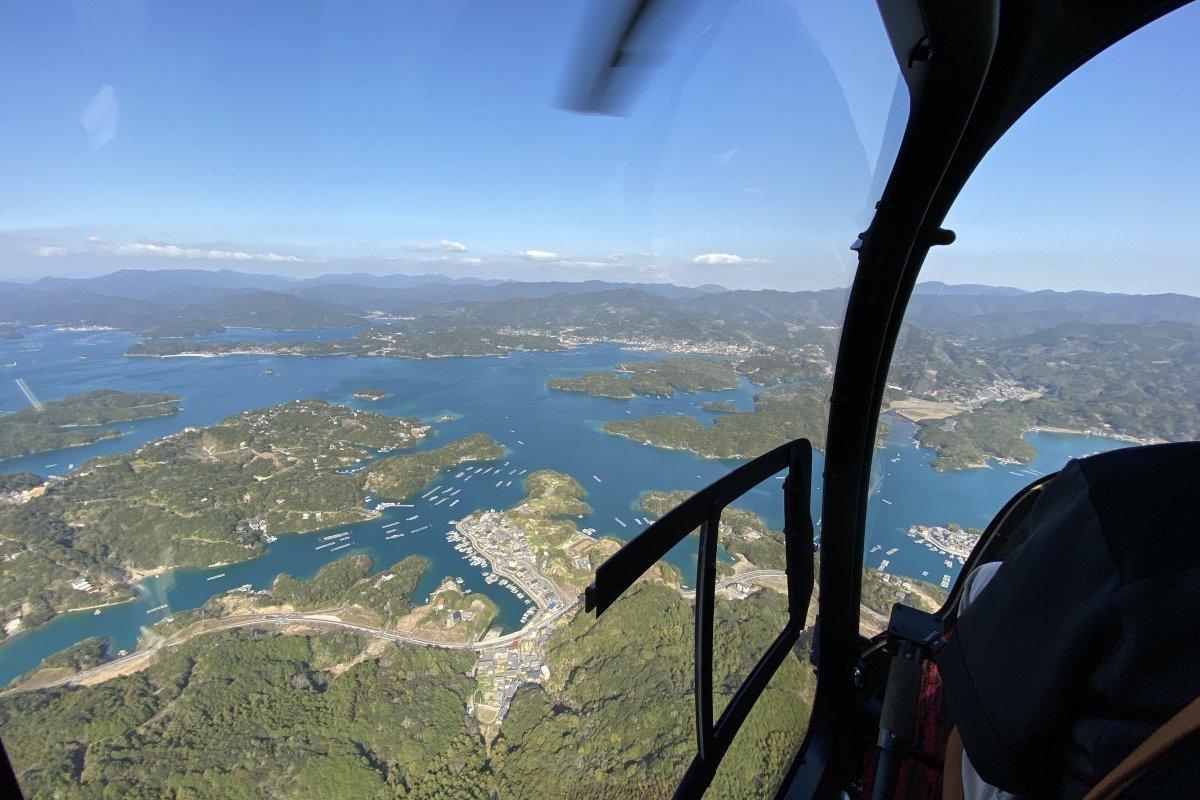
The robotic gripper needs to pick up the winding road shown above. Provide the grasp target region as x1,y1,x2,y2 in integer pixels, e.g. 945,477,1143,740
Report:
20,569,802,692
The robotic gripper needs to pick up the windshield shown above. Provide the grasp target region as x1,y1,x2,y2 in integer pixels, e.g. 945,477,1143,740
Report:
0,1,903,797
864,2,1200,632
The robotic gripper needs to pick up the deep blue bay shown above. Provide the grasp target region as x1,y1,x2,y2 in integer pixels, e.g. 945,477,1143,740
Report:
0,328,1128,683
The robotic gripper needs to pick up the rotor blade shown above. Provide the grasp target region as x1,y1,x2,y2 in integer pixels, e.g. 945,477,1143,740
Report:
558,0,691,115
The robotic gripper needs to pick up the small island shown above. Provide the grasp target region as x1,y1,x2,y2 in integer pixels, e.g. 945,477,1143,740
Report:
0,389,181,461
366,433,503,499
353,388,389,401
604,384,828,459
702,400,737,413
548,358,739,399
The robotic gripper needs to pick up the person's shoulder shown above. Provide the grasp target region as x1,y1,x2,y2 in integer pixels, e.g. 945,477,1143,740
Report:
1073,442,1200,584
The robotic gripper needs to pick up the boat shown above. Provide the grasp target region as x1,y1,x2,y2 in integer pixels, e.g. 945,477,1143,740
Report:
330,542,351,552
592,474,602,483
614,517,626,527
406,515,419,521
206,573,226,581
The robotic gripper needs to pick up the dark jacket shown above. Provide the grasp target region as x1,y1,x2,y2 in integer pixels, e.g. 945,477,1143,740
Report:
938,442,1200,798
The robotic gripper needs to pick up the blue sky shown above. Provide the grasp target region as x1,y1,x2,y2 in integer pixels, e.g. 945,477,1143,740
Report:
0,0,1197,293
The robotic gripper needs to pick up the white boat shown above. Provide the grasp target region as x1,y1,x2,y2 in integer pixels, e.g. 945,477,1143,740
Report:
330,542,351,552
206,573,226,581
147,604,168,614
406,515,419,521
886,547,899,555
614,517,626,527
592,474,602,483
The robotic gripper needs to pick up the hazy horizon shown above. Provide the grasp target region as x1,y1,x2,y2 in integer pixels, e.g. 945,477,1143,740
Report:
3,1,1198,293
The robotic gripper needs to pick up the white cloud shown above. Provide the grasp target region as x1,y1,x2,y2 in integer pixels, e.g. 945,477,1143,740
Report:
461,257,483,266
110,242,305,263
441,239,467,252
519,249,561,262
404,243,435,252
36,246,71,258
79,84,119,150
716,147,739,167
691,252,769,266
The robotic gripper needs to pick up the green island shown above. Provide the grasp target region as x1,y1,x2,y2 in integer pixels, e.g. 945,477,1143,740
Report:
0,580,814,800
702,400,738,413
734,347,832,385
365,434,503,499
548,358,740,399
605,384,829,459
0,389,181,461
0,401,501,636
127,325,569,360
352,388,389,401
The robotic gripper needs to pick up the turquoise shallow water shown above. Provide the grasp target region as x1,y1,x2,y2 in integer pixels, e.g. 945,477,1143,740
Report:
0,328,1128,683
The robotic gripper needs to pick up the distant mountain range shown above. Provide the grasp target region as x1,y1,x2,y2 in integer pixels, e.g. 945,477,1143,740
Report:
1,268,1197,338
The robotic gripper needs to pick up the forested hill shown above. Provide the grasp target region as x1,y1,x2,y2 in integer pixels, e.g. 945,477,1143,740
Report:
2,269,1199,338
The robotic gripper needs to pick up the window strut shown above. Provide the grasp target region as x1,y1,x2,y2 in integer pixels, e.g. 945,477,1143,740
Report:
585,438,815,800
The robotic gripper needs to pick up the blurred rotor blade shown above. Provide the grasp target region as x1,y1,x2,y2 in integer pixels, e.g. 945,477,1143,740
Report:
558,0,696,115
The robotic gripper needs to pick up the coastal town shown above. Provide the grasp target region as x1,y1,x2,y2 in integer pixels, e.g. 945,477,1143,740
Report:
907,523,980,561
